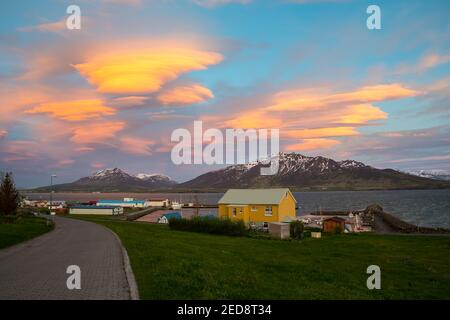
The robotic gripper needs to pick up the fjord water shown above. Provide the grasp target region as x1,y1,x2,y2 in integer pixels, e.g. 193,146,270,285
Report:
25,189,450,228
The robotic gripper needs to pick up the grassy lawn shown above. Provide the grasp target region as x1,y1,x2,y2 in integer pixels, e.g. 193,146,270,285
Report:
0,215,54,249
73,215,450,299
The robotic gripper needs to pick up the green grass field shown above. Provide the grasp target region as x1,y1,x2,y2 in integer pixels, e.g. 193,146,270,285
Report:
0,216,53,249
73,215,450,299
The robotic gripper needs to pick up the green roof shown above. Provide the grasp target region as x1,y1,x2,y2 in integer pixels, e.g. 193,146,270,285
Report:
218,188,296,205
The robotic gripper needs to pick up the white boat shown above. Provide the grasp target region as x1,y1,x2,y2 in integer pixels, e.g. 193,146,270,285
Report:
171,202,183,210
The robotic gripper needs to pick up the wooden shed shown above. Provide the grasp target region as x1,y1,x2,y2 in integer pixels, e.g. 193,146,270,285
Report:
323,216,346,233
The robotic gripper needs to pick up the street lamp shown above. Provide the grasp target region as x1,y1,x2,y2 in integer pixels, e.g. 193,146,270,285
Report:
50,174,57,214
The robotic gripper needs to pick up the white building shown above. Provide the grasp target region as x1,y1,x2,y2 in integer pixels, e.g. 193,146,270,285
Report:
148,198,170,207
70,205,123,215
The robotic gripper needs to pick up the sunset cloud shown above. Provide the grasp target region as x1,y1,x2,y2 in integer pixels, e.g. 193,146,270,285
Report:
268,84,418,111
19,19,66,33
52,159,75,168
395,53,450,75
119,136,155,155
157,84,214,105
71,121,125,144
112,96,150,107
26,99,115,121
220,83,418,153
74,47,223,94
285,139,341,151
285,127,359,139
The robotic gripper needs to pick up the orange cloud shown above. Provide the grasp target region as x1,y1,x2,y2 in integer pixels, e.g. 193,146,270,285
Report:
220,83,418,153
119,137,155,155
0,130,7,139
285,127,359,139
51,159,75,168
157,84,214,105
71,121,125,144
91,161,106,169
395,53,450,75
74,47,222,94
19,19,66,33
224,110,283,128
285,139,341,151
336,104,387,125
268,84,418,111
112,96,149,106
26,99,115,121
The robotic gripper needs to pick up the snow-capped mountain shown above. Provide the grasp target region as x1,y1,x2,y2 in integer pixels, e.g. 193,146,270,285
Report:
177,152,450,190
406,169,450,181
134,173,172,181
134,173,177,186
36,168,177,192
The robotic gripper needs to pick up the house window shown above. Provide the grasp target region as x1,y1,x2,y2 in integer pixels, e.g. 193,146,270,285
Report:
232,208,237,216
251,206,257,212
265,206,273,216
239,208,243,214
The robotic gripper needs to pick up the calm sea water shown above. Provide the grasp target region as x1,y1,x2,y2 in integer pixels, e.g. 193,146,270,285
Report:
23,189,450,228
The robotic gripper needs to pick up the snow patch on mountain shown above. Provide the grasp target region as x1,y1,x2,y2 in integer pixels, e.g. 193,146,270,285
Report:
134,173,173,181
407,169,450,181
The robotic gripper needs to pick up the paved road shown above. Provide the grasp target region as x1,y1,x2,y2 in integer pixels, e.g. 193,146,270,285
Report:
0,216,131,300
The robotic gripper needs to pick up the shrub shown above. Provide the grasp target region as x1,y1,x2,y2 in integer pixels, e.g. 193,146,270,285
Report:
290,221,304,240
334,226,342,234
38,207,51,215
168,216,248,237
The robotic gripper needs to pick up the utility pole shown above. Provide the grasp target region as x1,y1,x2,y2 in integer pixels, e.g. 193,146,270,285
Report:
50,174,56,214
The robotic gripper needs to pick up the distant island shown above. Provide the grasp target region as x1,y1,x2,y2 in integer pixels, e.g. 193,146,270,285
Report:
28,153,450,193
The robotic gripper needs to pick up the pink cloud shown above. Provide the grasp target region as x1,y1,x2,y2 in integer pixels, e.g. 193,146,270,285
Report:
119,136,155,155
71,121,126,145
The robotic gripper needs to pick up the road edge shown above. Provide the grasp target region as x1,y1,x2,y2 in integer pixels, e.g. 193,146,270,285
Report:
108,229,140,300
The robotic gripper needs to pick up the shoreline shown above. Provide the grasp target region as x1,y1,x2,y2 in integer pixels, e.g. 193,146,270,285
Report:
21,185,450,193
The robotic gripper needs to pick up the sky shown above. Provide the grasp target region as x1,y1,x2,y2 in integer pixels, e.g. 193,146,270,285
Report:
0,0,449,188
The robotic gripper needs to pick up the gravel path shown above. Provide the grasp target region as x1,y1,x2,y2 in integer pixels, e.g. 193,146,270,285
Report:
0,216,131,300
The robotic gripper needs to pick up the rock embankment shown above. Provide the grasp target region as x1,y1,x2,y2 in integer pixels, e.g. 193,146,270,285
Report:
365,204,450,235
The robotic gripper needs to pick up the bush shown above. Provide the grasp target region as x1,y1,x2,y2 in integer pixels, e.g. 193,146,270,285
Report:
38,207,51,215
168,216,248,237
0,215,21,224
290,221,304,239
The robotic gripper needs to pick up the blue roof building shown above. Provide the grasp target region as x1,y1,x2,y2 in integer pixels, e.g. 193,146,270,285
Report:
97,198,149,208
158,212,182,224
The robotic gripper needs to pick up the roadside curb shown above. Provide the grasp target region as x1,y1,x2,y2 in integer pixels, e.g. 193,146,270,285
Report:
108,229,140,300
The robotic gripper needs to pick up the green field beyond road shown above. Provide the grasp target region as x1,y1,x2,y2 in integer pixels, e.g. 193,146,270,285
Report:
74,216,450,299
0,216,53,249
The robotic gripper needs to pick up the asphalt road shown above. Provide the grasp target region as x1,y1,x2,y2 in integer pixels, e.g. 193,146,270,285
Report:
0,216,131,300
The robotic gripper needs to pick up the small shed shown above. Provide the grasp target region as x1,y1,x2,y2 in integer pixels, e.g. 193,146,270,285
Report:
268,222,290,239
158,212,182,224
323,216,346,233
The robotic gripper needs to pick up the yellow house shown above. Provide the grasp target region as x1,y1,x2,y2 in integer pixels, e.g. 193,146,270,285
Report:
218,188,297,227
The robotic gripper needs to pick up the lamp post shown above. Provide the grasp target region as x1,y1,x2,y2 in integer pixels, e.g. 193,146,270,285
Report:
50,174,57,214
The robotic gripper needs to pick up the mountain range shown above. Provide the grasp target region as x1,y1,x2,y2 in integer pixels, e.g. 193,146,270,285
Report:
406,169,450,181
176,153,450,191
34,168,177,192
32,153,450,192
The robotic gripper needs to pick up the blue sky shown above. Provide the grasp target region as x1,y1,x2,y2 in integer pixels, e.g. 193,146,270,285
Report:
0,0,449,188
